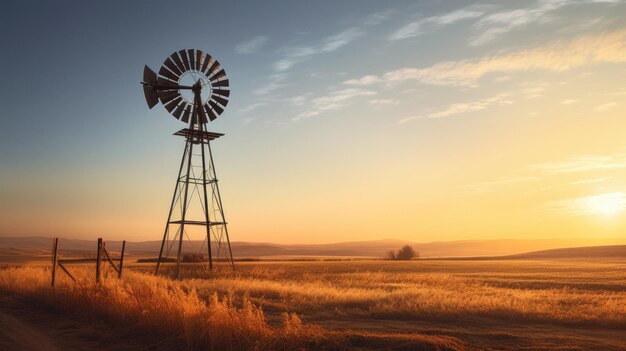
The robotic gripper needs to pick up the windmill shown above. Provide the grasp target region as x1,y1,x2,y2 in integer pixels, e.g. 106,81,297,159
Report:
141,49,234,278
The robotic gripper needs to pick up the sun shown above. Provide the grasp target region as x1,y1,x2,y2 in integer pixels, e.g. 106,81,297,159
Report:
582,192,626,215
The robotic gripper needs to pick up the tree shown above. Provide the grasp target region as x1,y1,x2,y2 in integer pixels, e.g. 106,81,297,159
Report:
395,245,417,260
182,253,205,262
385,250,396,260
384,245,418,260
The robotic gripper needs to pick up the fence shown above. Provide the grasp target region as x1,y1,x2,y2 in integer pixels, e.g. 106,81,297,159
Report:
51,237,126,286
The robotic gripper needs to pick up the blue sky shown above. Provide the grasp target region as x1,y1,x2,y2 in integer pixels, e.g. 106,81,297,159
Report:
1,0,626,243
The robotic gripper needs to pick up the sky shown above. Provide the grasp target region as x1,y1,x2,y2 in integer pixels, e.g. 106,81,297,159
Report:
1,0,626,244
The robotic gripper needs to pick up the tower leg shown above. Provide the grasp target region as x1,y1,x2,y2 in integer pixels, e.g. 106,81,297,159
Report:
175,134,195,279
199,122,213,270
156,139,190,274
208,142,235,269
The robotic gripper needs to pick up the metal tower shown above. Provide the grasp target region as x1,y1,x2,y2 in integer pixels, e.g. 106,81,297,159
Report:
141,49,234,278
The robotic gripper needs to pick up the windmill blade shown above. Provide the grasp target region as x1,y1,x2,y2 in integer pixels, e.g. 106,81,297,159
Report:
187,49,195,70
159,66,179,82
164,96,182,112
143,84,158,109
179,50,190,71
209,69,226,82
200,54,212,73
181,104,191,123
203,103,218,121
170,52,186,73
205,61,220,77
163,58,183,76
212,89,230,98
158,91,180,104
195,50,203,71
157,77,178,89
211,94,228,107
212,79,229,88
143,65,157,85
209,100,224,115
172,102,185,119
144,50,229,123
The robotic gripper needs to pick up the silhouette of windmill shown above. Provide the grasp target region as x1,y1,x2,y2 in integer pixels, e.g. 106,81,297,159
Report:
142,49,234,278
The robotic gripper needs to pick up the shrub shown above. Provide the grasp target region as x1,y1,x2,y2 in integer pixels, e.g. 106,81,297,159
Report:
385,245,418,260
183,253,206,262
396,245,417,260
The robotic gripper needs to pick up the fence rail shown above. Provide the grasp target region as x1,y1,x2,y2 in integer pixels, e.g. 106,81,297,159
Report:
51,237,126,286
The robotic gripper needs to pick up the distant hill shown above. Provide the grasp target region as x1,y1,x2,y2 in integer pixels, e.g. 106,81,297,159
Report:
505,245,626,259
1,236,625,261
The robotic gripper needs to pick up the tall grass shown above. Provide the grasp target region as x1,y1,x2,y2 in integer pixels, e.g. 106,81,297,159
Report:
0,266,465,351
0,267,338,350
169,260,626,328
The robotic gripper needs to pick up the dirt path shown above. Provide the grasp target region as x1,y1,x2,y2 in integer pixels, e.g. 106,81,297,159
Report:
311,316,626,351
0,298,169,351
0,307,60,351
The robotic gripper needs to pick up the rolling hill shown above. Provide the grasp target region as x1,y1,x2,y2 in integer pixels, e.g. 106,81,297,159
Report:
1,236,626,261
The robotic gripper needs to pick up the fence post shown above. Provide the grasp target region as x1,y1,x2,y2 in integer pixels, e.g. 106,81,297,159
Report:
51,238,59,287
96,238,103,284
118,240,126,279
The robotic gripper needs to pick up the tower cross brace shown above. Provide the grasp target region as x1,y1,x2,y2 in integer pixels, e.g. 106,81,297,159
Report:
155,88,234,278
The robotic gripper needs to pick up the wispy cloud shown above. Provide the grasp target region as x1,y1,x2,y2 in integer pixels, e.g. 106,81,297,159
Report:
344,75,380,86
346,29,626,87
542,191,626,217
273,46,315,72
389,8,484,41
462,176,540,194
292,88,376,121
238,102,269,115
235,35,268,54
561,99,579,104
429,93,513,119
530,155,626,173
595,102,618,111
274,27,363,72
253,74,288,96
321,27,363,52
362,9,395,26
398,93,513,123
469,0,569,46
397,116,419,125
569,176,612,185
369,99,399,105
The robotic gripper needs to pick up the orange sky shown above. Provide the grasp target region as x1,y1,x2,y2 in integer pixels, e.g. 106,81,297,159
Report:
1,2,626,244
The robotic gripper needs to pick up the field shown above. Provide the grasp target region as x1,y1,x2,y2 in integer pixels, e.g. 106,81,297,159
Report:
1,259,625,350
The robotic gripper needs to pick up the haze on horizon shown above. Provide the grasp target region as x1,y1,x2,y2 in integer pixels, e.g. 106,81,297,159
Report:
1,0,626,244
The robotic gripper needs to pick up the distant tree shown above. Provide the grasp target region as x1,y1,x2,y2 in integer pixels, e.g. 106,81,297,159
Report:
384,245,418,260
182,253,205,262
385,250,396,260
395,245,418,260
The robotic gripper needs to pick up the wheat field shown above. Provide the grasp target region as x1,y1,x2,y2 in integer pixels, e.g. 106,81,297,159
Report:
1,259,625,350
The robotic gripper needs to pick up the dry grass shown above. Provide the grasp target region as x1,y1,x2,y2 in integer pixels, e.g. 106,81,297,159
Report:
0,267,341,350
2,259,625,350
164,260,626,328
0,265,466,351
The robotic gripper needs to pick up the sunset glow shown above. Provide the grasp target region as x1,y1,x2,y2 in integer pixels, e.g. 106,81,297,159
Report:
582,192,626,215
1,1,626,244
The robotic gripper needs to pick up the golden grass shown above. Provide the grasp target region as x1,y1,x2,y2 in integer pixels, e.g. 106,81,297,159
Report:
0,265,466,351
0,267,340,350
167,260,626,328
2,259,624,350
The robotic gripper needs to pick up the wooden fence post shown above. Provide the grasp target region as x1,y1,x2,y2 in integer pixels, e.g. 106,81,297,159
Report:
96,238,102,284
118,240,126,279
51,238,59,287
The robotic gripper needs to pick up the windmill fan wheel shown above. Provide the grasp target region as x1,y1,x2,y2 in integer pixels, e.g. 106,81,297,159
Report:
142,49,230,124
